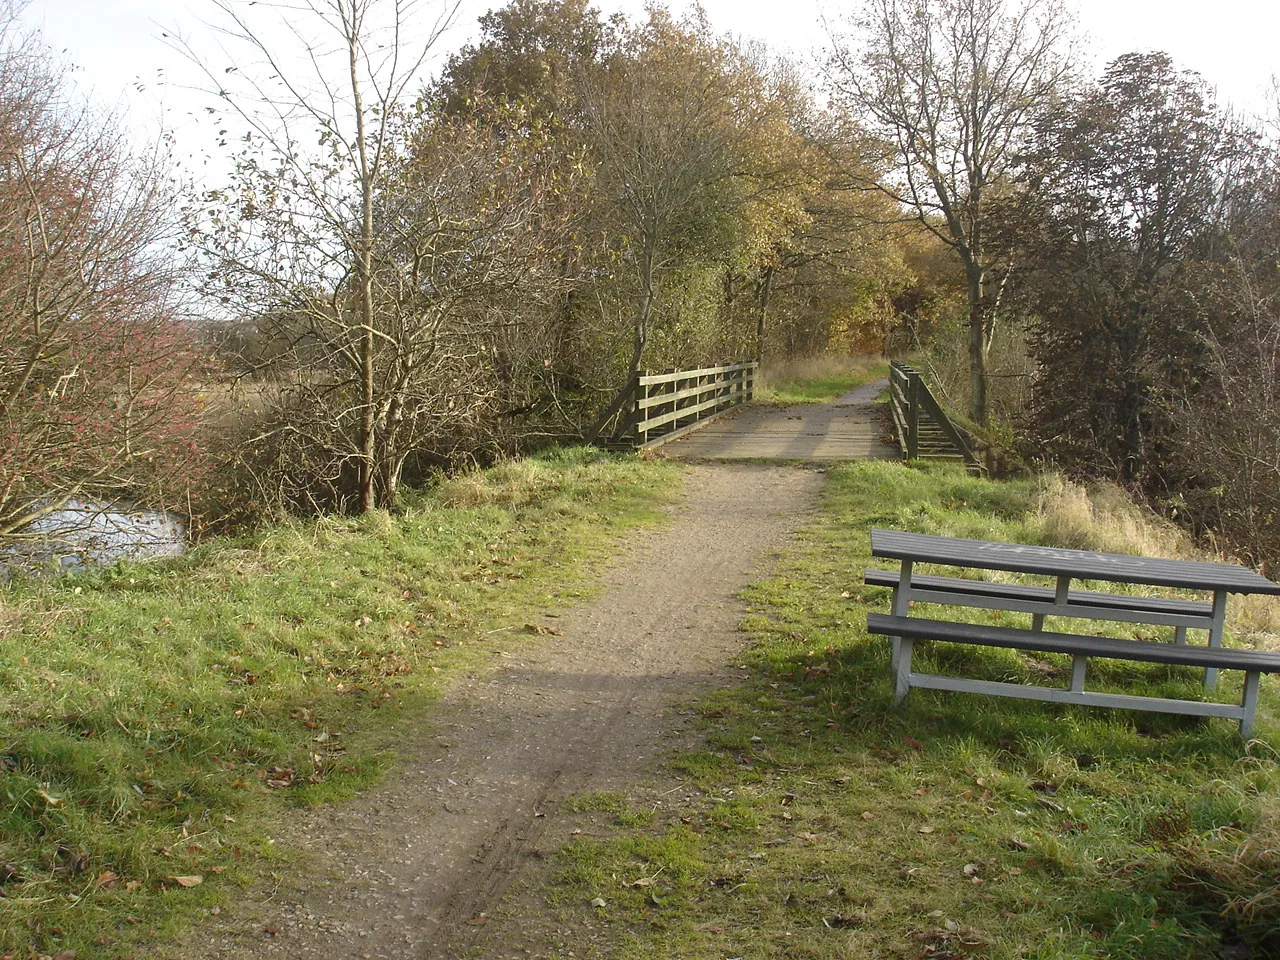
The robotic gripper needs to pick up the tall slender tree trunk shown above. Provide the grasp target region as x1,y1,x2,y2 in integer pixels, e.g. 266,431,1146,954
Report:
348,1,377,513
756,265,774,361
966,260,987,423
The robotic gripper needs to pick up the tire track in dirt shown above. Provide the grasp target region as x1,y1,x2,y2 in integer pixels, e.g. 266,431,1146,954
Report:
189,463,825,959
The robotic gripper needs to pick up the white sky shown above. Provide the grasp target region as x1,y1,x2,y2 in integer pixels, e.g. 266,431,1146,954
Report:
22,0,1280,149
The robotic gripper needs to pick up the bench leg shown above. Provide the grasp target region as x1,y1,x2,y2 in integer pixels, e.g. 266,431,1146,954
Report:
1031,613,1045,631
1206,589,1228,690
894,637,915,704
1174,626,1187,646
890,562,913,675
1070,655,1088,693
1241,672,1261,739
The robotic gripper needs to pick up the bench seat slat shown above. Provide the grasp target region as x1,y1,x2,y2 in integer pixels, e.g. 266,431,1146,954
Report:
866,613,1280,673
864,569,1211,616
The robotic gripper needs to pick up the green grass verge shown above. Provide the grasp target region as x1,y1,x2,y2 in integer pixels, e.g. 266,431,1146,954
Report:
545,460,1280,960
0,447,681,958
756,357,890,405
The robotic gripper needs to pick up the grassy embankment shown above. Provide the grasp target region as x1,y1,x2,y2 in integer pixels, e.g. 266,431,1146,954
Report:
0,448,683,958
547,461,1280,960
755,356,890,405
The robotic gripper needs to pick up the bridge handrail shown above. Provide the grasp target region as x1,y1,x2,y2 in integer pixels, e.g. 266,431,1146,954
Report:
609,360,757,448
888,360,981,472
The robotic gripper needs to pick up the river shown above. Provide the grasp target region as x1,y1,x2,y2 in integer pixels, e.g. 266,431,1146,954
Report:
1,500,186,577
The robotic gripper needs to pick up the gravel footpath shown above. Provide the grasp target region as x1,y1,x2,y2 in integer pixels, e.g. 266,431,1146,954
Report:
181,462,827,959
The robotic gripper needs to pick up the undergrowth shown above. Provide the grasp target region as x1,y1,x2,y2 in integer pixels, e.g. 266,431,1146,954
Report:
543,460,1280,960
0,446,681,958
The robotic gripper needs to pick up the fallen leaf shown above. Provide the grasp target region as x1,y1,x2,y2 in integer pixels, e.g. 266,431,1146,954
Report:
861,811,876,821
97,871,120,888
631,877,654,888
590,897,607,908
169,875,203,888
38,787,62,807
963,863,981,877
902,735,923,751
918,825,935,834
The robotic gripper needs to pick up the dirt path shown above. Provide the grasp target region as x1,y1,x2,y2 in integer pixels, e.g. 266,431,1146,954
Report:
660,378,897,461
190,463,826,959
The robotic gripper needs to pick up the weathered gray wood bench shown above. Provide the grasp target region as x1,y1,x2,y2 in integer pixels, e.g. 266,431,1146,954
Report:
866,613,1280,737
864,528,1280,737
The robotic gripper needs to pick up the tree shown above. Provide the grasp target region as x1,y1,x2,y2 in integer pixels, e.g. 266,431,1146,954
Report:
178,0,459,513
578,9,808,435
825,0,1074,421
1009,53,1248,483
0,4,206,544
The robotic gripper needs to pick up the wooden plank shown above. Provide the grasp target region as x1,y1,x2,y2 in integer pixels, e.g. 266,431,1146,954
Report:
636,381,733,410
870,528,1280,594
863,569,1213,616
866,614,1280,672
638,362,755,386
636,392,745,433
907,673,1244,721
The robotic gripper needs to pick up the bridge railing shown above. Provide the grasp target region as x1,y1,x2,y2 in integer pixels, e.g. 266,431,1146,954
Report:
888,360,981,472
608,361,757,448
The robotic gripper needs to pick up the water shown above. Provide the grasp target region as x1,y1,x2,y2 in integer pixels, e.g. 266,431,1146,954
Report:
2,500,185,576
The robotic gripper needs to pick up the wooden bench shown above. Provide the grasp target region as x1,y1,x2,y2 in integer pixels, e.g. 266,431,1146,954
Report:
867,613,1280,737
865,528,1280,738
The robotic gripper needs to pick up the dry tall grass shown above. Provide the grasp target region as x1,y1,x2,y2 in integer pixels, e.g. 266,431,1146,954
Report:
1034,473,1280,637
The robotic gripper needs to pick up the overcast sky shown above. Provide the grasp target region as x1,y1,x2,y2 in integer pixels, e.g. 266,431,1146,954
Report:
22,0,1280,147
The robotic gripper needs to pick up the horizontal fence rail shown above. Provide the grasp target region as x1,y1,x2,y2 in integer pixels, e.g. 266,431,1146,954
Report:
888,360,982,473
608,361,757,448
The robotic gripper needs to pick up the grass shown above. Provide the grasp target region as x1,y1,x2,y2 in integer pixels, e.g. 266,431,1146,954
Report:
541,460,1280,960
756,356,890,405
0,446,682,958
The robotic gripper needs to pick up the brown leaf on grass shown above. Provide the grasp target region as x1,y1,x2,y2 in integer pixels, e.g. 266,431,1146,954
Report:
522,623,562,636
902,735,924,751
96,871,119,888
861,811,876,821
169,875,203,887
797,832,820,843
